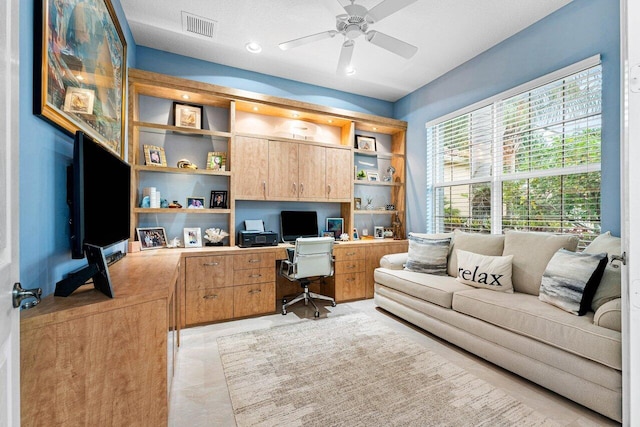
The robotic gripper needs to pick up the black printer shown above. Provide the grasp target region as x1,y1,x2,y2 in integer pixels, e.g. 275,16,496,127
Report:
237,230,279,247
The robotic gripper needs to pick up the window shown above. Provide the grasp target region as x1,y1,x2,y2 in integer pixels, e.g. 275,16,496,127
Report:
426,57,602,246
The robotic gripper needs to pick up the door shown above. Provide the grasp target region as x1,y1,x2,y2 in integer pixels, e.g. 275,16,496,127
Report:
621,1,640,424
0,0,20,424
326,147,352,200
268,139,298,199
233,136,269,199
298,144,326,199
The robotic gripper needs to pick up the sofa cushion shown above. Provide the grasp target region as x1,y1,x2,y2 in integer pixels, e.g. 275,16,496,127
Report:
539,249,608,315
374,268,473,309
502,231,579,295
452,289,621,369
447,230,505,277
594,298,622,332
584,231,622,311
455,250,514,293
404,235,451,275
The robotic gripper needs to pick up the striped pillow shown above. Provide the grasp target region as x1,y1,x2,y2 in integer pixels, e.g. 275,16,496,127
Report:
404,235,451,275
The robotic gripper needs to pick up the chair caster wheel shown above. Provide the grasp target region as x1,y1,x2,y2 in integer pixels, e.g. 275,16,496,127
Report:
282,299,287,304
314,311,320,318
331,301,336,307
282,309,287,315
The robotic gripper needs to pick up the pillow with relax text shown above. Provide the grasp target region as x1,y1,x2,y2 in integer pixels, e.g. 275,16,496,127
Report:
404,234,451,275
539,249,608,315
455,249,514,292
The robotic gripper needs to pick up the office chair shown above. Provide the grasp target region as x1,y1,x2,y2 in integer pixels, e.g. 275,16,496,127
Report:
280,236,337,317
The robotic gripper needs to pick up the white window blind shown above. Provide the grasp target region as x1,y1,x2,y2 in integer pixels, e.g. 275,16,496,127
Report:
426,57,602,245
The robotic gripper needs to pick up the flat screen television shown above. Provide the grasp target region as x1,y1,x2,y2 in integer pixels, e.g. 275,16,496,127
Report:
280,210,319,243
55,131,131,298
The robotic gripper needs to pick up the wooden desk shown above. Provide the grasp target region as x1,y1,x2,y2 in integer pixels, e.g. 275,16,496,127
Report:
20,251,181,427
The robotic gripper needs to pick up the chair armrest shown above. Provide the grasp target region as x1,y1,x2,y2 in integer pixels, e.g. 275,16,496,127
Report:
379,252,408,270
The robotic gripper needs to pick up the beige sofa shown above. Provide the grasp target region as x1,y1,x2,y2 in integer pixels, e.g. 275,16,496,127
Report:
374,230,622,422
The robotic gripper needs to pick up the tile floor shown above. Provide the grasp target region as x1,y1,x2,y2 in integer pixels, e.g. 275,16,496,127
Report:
169,299,620,426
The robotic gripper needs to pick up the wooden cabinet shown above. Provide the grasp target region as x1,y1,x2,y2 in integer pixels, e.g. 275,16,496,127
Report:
183,250,276,326
333,246,366,301
20,252,181,427
326,146,352,200
235,136,269,199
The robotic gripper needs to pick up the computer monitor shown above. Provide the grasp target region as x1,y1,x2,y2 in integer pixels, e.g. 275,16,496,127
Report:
280,211,319,243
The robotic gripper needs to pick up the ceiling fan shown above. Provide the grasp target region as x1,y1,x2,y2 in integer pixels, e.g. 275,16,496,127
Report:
278,0,418,74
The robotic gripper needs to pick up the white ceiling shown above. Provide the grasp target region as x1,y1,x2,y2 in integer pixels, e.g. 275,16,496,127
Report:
120,0,572,102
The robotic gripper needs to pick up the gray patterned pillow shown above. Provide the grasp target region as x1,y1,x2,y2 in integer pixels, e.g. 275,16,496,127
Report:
404,235,451,275
539,249,608,315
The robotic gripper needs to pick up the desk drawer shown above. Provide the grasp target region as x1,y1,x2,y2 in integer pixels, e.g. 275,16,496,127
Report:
334,247,365,261
233,252,275,270
335,259,365,275
185,255,233,290
233,267,274,285
185,287,234,325
335,272,365,301
234,283,275,317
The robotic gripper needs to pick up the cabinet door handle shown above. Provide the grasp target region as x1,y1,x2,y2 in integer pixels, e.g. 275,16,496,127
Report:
300,183,304,194
203,294,219,299
327,184,332,195
262,180,266,196
249,274,262,278
203,262,219,266
293,182,297,194
248,259,260,263
248,289,262,295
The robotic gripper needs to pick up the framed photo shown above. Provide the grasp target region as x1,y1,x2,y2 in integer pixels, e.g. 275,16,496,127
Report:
63,87,95,115
210,190,228,209
183,227,203,248
374,226,385,239
356,135,377,152
326,217,344,240
322,231,335,238
136,227,167,250
35,0,127,157
207,151,227,171
352,228,359,240
143,144,167,167
186,197,205,209
354,197,362,210
367,171,379,182
173,102,202,129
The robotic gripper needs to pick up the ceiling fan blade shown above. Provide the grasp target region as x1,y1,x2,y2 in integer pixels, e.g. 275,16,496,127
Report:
337,40,355,74
279,30,338,51
367,0,418,23
366,30,417,59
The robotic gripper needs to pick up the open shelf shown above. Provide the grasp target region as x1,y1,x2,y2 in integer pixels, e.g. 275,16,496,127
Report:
353,180,402,187
354,210,400,215
134,208,231,214
133,121,232,139
134,165,231,176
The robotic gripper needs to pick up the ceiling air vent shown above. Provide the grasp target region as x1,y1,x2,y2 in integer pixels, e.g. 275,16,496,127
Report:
181,11,217,40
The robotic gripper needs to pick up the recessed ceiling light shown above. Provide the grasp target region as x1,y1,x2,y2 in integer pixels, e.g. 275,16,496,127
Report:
253,106,259,111
246,42,262,54
181,94,190,100
373,127,377,131
292,112,299,118
345,67,356,76
328,119,333,123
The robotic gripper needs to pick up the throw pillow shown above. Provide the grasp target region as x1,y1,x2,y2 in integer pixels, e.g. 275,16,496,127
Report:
455,249,514,292
583,231,622,312
539,249,608,315
404,235,451,275
447,230,506,277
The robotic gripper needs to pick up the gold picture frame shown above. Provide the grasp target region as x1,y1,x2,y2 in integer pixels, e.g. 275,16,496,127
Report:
173,102,202,129
143,144,167,167
35,0,127,157
206,151,227,171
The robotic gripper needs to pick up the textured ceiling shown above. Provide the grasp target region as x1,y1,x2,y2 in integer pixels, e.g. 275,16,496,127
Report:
120,0,572,102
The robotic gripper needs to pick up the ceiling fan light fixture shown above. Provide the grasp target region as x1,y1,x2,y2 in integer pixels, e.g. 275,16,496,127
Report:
245,42,262,54
346,66,356,76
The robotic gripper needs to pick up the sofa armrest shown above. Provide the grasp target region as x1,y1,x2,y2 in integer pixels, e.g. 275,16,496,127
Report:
380,252,408,270
593,298,621,332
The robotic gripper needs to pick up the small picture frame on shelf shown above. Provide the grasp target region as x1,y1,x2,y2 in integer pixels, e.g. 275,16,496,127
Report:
352,228,359,240
356,135,376,152
210,190,228,208
326,217,344,240
183,227,202,248
322,231,334,238
143,144,167,167
173,102,202,129
354,197,362,210
367,171,379,182
137,227,168,250
206,151,227,171
186,196,205,209
374,226,385,239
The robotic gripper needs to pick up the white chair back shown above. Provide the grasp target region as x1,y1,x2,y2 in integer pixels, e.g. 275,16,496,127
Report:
293,237,334,279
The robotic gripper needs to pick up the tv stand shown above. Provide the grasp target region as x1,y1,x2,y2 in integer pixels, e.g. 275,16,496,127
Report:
55,244,114,298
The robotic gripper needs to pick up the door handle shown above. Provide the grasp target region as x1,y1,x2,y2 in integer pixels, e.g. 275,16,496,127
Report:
13,282,42,309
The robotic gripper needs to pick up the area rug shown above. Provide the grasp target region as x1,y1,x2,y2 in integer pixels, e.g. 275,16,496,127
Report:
217,313,559,427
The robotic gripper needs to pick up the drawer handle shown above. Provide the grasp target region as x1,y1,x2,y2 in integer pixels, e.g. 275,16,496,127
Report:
203,294,219,299
346,278,355,282
347,265,356,269
249,274,262,278
248,259,260,263
203,262,220,266
248,289,262,295
346,252,357,256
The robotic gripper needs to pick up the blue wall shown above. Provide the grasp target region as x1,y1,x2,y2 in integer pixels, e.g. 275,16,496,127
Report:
19,0,136,296
135,47,393,118
395,0,620,235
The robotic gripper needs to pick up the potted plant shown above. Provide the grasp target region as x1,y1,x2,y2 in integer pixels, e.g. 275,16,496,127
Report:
357,170,367,180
